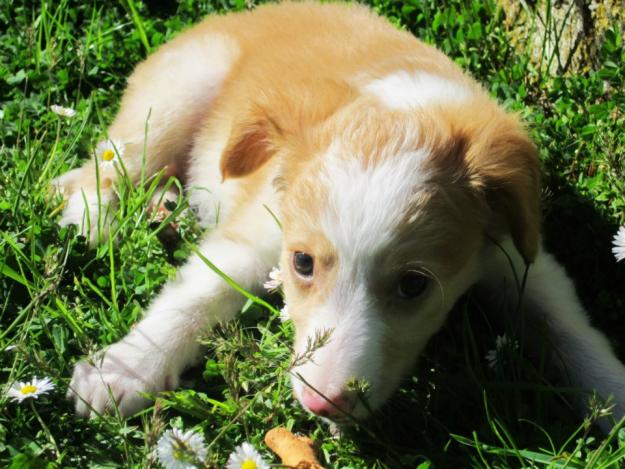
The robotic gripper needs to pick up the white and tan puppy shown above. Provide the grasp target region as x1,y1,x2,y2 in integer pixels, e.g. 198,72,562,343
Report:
59,1,625,424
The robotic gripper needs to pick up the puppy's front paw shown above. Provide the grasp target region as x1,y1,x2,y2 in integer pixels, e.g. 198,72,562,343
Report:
52,169,116,245
68,345,178,418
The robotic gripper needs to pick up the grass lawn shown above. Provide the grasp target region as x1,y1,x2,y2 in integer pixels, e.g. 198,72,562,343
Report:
1,0,624,467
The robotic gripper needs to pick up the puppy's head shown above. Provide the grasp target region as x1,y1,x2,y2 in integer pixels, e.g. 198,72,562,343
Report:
221,80,540,420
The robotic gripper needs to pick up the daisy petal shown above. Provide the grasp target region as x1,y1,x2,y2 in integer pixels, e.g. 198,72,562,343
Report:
50,104,76,118
96,139,125,167
263,267,283,292
279,304,290,323
612,226,625,262
156,428,207,469
226,442,270,469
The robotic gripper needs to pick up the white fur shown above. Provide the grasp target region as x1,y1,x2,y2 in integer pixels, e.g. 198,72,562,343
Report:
362,70,471,110
58,182,115,245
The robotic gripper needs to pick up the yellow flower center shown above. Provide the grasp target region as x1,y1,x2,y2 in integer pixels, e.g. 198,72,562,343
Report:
241,460,258,469
20,384,37,395
102,149,115,161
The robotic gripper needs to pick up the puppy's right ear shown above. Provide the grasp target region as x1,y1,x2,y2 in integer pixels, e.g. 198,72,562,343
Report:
220,105,283,180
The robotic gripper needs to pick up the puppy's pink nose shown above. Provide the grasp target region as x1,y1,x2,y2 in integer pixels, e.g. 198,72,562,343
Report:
301,388,355,419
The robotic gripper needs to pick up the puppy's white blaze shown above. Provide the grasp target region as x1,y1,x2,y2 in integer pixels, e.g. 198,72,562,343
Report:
320,141,430,261
293,281,384,400
362,70,471,110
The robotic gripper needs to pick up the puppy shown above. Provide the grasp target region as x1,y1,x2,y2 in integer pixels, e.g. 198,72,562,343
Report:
59,1,625,425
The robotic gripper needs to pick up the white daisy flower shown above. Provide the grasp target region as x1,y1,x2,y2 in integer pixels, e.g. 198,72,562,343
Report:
96,139,124,166
263,267,282,292
279,304,290,323
226,442,270,469
485,334,519,369
156,428,208,469
612,226,625,263
6,376,55,403
50,104,76,118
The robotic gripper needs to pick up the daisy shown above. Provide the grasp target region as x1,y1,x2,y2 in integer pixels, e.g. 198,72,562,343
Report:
484,349,498,369
6,376,55,403
96,139,124,166
279,304,290,323
263,267,282,292
612,226,625,262
50,104,76,118
226,442,270,469
485,334,518,369
156,428,208,469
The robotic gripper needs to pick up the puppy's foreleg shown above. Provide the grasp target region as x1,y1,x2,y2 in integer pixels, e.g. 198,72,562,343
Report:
523,251,625,428
68,233,273,417
482,239,625,429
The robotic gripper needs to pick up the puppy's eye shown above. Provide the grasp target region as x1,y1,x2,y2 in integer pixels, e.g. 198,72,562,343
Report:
397,272,428,299
293,252,314,278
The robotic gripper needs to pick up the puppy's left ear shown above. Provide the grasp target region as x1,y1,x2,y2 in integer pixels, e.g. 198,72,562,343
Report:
219,103,284,180
466,115,541,264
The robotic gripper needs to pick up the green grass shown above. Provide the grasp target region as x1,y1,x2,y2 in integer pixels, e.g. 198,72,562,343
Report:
1,0,624,467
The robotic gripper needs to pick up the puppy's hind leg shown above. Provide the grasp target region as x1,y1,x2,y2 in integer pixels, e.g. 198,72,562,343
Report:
68,227,278,417
481,239,625,431
55,30,239,244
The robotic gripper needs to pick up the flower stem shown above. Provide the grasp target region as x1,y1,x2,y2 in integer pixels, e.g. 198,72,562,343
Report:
30,400,61,462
